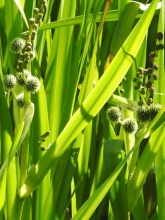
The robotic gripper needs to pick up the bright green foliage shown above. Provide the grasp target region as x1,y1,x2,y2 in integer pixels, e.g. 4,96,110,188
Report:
0,0,165,220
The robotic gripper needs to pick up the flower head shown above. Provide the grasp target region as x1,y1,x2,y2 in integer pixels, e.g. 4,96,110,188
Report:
24,76,40,94
106,106,122,123
16,70,31,86
149,104,162,121
9,38,26,54
136,106,150,124
16,94,25,108
3,74,17,90
122,118,138,134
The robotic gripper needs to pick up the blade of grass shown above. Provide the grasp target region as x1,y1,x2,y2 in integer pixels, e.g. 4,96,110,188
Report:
13,0,28,28
53,147,79,219
132,196,149,220
39,10,118,30
29,59,50,220
118,0,131,18
104,140,128,220
0,44,13,220
4,0,22,72
110,1,140,56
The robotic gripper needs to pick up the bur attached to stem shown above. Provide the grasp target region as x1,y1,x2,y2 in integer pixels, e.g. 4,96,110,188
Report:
122,118,138,134
136,106,150,124
17,70,31,86
9,38,26,54
3,74,17,90
16,94,25,108
106,106,122,123
24,76,40,94
149,104,162,121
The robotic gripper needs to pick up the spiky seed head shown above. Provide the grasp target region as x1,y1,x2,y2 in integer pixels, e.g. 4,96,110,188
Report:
16,70,31,86
3,74,17,90
149,104,162,121
122,118,138,134
106,106,122,123
24,76,40,94
9,38,26,54
136,106,150,124
16,94,25,108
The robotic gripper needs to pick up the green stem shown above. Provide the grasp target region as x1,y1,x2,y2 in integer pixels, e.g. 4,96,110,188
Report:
140,94,148,108
124,132,135,173
20,129,30,187
96,0,112,44
24,90,31,105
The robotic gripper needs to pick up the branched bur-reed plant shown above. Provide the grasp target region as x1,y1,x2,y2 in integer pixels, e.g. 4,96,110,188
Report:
0,0,165,220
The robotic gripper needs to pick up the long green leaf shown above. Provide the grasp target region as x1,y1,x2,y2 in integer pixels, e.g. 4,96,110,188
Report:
13,0,28,28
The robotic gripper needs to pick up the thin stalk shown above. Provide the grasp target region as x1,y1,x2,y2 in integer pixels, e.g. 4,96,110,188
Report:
20,129,30,187
124,132,135,171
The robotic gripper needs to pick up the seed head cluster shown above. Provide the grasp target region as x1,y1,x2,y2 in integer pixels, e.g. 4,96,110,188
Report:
3,0,46,104
136,104,162,124
106,106,138,135
133,32,164,105
10,0,46,72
